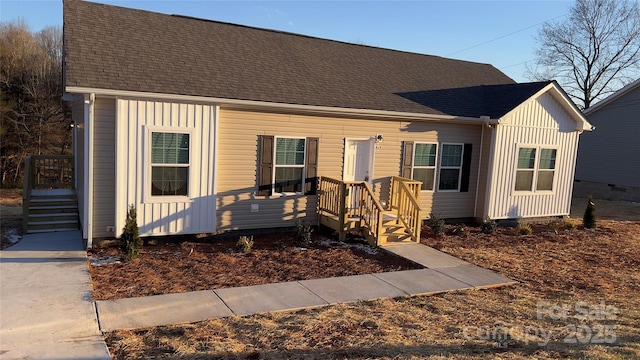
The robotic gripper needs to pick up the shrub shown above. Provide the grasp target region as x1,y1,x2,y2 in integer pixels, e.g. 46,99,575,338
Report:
481,219,497,234
236,235,254,253
583,196,596,229
427,213,446,236
294,220,313,244
517,223,533,235
564,218,578,230
120,204,142,261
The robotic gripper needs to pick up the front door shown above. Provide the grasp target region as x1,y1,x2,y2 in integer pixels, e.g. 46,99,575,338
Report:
343,139,373,182
343,139,373,212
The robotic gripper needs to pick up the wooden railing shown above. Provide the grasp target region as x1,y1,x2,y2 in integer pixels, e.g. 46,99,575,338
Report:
318,176,421,245
392,180,422,242
389,176,421,211
22,155,74,230
358,181,385,246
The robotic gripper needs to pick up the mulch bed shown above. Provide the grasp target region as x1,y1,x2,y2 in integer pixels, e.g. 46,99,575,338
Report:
89,232,422,301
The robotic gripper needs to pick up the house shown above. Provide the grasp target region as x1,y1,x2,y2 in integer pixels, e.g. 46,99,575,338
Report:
62,0,592,248
574,78,640,202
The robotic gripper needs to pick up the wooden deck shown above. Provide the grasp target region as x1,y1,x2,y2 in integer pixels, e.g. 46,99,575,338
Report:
318,176,422,246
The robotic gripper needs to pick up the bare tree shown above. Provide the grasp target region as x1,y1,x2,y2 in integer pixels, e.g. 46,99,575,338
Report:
0,21,69,187
528,0,640,109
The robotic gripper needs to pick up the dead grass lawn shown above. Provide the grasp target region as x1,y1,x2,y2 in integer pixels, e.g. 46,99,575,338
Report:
106,220,640,359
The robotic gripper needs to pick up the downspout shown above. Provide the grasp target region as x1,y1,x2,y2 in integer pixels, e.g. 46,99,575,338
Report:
473,122,485,219
483,120,499,221
212,105,220,233
84,93,95,248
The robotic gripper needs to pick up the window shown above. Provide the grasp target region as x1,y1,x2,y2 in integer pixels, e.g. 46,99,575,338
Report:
257,135,319,196
151,132,189,196
274,137,305,193
438,144,463,191
412,143,437,191
515,147,557,192
401,141,472,193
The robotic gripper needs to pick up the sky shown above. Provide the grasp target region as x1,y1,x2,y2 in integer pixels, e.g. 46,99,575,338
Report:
0,0,574,82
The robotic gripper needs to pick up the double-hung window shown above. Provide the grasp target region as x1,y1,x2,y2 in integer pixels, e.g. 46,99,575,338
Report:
151,132,190,196
257,135,319,196
438,143,464,191
412,143,437,191
515,147,557,192
274,137,305,193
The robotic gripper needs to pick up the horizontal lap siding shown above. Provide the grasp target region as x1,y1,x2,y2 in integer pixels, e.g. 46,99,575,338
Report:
116,99,216,236
489,93,579,219
217,109,484,231
93,98,116,238
576,86,640,187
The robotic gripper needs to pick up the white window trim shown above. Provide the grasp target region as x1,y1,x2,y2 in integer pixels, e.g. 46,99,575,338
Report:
143,126,194,203
273,136,306,196
438,143,464,192
513,145,558,195
412,142,438,192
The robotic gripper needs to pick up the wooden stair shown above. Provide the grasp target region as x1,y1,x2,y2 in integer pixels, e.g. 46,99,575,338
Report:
25,189,79,234
378,212,413,244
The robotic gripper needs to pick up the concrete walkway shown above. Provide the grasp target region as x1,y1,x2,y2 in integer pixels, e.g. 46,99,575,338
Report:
0,231,110,360
96,242,516,332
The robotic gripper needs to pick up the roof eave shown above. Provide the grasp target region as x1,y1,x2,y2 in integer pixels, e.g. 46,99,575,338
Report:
64,86,499,125
584,78,640,115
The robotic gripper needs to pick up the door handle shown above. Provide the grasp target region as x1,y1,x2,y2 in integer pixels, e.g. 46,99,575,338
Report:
364,176,369,182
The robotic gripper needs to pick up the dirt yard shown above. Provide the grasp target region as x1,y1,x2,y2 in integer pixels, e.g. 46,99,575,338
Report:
89,232,422,301
0,189,23,249
105,219,640,359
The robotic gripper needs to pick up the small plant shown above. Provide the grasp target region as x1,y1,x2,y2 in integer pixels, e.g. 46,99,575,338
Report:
236,235,254,253
451,224,469,238
427,213,446,236
517,223,533,235
120,204,142,261
583,196,596,229
481,219,497,234
294,220,313,244
564,218,578,230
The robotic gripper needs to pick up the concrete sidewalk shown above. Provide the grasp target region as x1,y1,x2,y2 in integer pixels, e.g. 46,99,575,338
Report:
0,231,110,360
96,242,516,332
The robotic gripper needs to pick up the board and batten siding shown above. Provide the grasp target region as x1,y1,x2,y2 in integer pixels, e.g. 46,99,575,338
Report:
487,92,580,219
115,99,217,237
71,95,86,237
92,98,116,238
216,108,486,232
576,84,640,188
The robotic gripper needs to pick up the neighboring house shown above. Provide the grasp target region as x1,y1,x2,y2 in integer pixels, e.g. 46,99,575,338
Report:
574,78,640,202
62,0,592,247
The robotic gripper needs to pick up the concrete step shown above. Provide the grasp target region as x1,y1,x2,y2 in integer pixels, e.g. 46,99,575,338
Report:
29,206,78,214
26,228,79,234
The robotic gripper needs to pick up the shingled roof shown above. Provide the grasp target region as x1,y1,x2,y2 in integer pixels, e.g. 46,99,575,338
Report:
64,0,540,118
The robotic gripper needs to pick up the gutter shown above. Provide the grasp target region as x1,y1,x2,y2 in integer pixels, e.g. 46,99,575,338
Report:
64,87,501,125
84,93,95,249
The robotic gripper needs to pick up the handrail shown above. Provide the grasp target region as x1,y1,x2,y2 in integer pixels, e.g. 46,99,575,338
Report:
22,156,33,231
29,155,74,189
394,181,422,242
389,176,422,211
360,181,385,245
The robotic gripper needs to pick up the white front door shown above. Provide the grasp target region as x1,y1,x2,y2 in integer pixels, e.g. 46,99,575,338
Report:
343,139,373,182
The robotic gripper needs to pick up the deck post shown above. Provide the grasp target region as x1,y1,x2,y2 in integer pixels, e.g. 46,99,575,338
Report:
338,182,347,241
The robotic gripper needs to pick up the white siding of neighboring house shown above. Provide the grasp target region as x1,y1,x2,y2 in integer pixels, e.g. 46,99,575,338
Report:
115,98,217,237
486,92,581,219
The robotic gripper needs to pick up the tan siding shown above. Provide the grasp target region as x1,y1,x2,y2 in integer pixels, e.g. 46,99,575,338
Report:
71,95,86,237
217,109,484,231
115,99,216,236
92,98,116,238
488,92,579,219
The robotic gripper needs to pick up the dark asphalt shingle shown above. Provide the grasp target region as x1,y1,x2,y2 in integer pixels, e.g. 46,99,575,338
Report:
63,0,545,118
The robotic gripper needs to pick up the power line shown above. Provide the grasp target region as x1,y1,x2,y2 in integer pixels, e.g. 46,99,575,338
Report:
446,13,566,57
